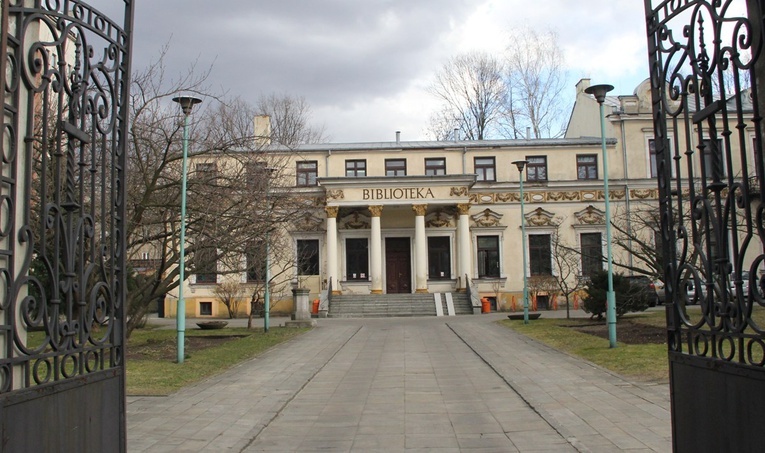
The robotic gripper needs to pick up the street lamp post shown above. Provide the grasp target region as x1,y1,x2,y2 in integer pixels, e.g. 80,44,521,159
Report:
512,160,530,324
172,95,202,363
584,83,617,348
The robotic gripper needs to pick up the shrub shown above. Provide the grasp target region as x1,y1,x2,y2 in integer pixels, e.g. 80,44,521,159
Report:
582,270,650,319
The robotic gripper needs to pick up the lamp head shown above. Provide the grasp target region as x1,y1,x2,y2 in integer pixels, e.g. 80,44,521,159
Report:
172,96,202,116
584,84,614,104
512,160,528,172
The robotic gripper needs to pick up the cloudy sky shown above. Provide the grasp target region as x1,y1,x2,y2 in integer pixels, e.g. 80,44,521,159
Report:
92,1,649,143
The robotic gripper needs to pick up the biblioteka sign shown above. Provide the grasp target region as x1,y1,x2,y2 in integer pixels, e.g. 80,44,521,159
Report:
362,188,435,200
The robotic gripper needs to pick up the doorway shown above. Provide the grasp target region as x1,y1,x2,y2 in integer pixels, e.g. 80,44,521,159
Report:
385,238,411,293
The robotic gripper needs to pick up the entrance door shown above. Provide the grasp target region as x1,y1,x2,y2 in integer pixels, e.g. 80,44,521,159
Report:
385,238,411,293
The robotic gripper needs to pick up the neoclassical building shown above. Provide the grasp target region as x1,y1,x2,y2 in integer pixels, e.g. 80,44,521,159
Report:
162,78,760,317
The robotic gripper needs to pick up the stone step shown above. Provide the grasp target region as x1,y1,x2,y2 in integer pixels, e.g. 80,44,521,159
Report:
328,293,473,318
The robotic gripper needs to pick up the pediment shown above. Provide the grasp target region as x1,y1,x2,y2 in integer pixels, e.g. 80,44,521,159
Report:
472,209,503,227
525,207,555,227
339,210,370,229
574,205,605,225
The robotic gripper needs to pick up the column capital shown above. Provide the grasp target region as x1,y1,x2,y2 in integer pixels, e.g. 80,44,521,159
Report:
457,203,471,215
411,204,428,216
325,206,339,218
368,205,384,217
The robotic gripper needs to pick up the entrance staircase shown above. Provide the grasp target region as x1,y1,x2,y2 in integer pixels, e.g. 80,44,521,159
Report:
328,292,473,318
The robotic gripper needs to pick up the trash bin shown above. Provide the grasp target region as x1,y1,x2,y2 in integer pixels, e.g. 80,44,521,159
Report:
481,298,491,313
312,299,320,315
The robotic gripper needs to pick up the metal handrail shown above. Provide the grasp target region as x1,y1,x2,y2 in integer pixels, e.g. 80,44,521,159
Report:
465,274,481,313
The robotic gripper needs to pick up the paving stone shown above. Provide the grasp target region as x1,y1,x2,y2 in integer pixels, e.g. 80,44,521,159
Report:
128,314,670,452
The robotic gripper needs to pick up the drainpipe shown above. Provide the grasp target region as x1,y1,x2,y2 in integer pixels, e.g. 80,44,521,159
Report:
326,149,331,177
462,147,467,174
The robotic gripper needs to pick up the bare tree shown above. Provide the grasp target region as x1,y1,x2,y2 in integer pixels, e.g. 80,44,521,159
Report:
256,93,328,145
504,28,569,139
427,51,507,140
213,281,247,319
549,223,586,319
527,275,559,310
124,49,323,337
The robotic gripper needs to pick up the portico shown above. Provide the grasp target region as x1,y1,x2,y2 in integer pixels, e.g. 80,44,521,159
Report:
320,175,475,295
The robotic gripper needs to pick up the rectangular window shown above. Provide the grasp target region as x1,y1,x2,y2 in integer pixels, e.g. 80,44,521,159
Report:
475,157,495,181
580,233,603,277
195,162,218,186
246,161,267,190
385,159,407,176
346,238,369,280
529,234,552,275
297,239,320,275
477,236,500,278
195,240,217,283
526,156,547,182
425,158,446,176
702,138,725,179
199,302,212,316
345,159,366,177
577,154,598,180
427,236,451,279
296,161,318,186
246,240,266,282
648,138,658,178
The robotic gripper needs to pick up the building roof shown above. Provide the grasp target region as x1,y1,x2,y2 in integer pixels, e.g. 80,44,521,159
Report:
263,137,616,153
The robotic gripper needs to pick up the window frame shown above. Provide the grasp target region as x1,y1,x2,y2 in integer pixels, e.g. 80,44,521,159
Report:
345,159,367,177
297,239,320,276
476,235,500,278
296,160,318,186
427,236,451,279
579,232,603,277
528,234,552,276
194,240,218,284
526,156,548,182
385,159,407,176
245,240,266,283
474,157,496,182
199,301,213,316
425,158,446,176
576,154,598,180
701,138,726,179
345,237,369,281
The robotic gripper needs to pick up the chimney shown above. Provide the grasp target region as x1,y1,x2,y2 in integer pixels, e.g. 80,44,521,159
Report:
254,115,271,147
396,131,401,144
526,127,531,139
453,128,458,141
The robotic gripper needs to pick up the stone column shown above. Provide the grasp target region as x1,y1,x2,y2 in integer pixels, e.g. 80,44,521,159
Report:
413,204,429,293
325,206,340,295
457,203,472,291
369,205,384,294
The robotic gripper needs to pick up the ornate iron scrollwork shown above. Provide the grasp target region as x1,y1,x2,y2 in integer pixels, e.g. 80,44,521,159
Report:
646,0,765,366
0,1,131,391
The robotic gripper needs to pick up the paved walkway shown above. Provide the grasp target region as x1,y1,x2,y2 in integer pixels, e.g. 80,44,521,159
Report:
127,312,671,452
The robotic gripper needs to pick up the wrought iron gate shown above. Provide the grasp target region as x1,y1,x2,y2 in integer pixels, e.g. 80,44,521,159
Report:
0,1,133,451
646,1,765,451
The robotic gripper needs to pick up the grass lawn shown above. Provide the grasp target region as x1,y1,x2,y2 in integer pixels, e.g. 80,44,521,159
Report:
500,304,765,383
500,311,670,383
126,326,309,395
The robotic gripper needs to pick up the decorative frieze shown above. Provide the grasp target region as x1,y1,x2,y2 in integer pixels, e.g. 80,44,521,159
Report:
342,211,371,229
469,188,645,204
426,209,454,228
326,189,344,200
450,187,469,197
294,213,324,231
